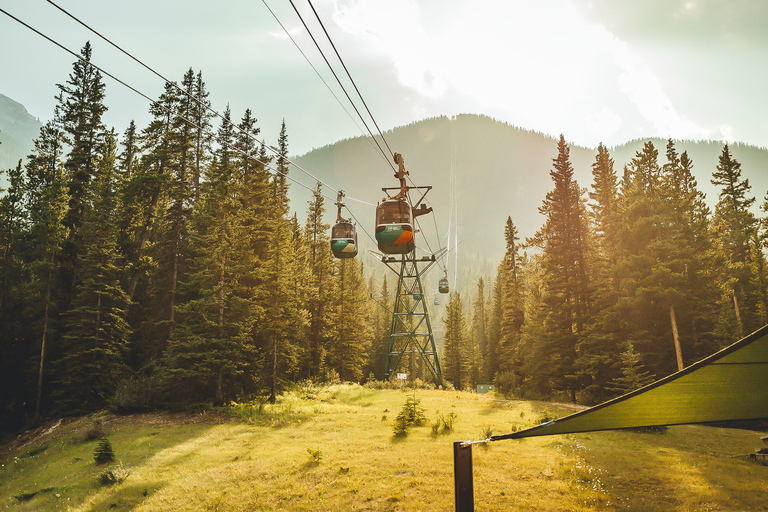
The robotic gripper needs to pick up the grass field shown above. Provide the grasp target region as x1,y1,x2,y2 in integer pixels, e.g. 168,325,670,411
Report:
2,383,767,511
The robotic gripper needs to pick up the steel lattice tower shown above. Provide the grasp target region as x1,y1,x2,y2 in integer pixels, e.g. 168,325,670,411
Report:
382,249,444,385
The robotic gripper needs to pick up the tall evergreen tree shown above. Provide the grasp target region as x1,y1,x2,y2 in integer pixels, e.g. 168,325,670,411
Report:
327,258,370,382
710,144,763,338
471,277,489,383
24,123,70,417
528,135,590,401
442,291,467,390
55,130,131,411
54,41,107,300
496,217,524,380
303,184,333,377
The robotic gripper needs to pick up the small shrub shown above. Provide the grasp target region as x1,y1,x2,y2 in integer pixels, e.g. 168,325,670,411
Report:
481,425,494,439
110,374,161,413
323,368,341,385
98,462,130,486
307,448,323,463
393,414,410,437
94,438,115,465
441,412,457,433
393,394,428,437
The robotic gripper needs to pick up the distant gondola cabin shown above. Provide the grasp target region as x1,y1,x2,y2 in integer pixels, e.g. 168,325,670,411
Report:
375,199,414,254
438,277,449,294
330,221,358,259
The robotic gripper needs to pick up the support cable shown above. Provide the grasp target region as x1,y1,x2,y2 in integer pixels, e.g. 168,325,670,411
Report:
0,6,342,207
286,0,395,172
42,0,376,207
305,0,395,158
259,0,393,172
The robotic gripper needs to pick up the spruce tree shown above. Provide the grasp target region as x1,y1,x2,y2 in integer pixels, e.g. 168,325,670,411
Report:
55,130,131,411
327,258,370,382
528,135,590,401
442,291,467,390
54,41,107,301
24,123,70,418
304,184,333,377
496,217,524,379
470,277,488,384
710,144,763,339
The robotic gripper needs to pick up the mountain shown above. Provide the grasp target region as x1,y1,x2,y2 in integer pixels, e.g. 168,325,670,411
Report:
292,114,768,292
0,93,42,185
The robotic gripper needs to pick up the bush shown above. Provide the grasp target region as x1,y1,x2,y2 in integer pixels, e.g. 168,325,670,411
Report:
110,374,162,413
81,417,106,443
307,448,323,463
94,437,115,465
323,368,341,385
393,394,428,437
98,462,130,485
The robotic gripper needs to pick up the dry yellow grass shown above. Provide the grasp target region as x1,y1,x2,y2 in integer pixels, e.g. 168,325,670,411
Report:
2,384,766,511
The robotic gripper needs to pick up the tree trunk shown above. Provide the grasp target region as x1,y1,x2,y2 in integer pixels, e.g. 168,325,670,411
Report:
35,284,52,420
732,288,744,338
269,336,277,404
669,299,683,371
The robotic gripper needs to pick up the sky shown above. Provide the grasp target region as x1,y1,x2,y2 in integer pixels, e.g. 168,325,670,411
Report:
2,0,768,156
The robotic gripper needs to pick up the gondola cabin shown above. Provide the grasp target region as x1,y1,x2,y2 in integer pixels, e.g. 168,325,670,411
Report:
433,297,440,305
330,221,358,259
375,198,414,254
412,282,422,301
438,276,450,294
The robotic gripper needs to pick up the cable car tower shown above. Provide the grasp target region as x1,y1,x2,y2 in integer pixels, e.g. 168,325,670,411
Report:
376,153,445,385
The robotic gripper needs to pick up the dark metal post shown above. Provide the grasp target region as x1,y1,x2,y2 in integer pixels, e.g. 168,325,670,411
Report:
453,441,474,511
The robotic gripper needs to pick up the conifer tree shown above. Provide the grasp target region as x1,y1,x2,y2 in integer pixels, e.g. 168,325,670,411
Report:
528,135,590,401
327,258,370,382
163,109,263,404
0,158,29,426
368,275,391,380
710,144,763,338
54,41,107,300
574,143,621,402
304,184,333,377
442,291,467,390
24,123,70,417
471,277,489,383
55,130,131,411
497,217,524,379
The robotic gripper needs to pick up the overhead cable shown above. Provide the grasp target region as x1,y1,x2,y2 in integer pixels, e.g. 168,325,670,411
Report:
43,0,375,207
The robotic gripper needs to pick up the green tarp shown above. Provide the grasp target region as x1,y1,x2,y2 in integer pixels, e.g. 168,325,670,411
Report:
492,324,768,441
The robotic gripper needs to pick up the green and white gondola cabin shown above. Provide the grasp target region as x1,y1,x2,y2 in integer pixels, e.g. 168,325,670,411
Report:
331,221,358,259
375,199,414,254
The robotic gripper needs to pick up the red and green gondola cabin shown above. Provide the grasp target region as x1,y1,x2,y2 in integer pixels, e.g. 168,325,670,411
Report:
438,277,450,294
375,199,414,255
330,221,358,259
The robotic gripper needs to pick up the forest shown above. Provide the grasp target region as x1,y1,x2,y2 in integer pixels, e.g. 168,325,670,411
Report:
2,42,768,434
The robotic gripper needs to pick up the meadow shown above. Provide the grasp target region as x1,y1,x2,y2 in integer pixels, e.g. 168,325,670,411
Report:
2,383,766,511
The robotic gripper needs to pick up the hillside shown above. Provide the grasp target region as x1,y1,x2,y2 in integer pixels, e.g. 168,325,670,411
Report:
0,94,41,184
293,115,768,292
2,384,767,511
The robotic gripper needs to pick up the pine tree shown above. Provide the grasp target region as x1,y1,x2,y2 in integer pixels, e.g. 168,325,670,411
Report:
496,217,524,379
710,144,763,339
327,258,370,382
368,275,391,380
470,277,488,384
0,158,30,427
55,130,131,411
24,123,70,418
442,291,467,390
528,135,591,401
574,143,621,402
54,41,107,301
303,184,333,377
